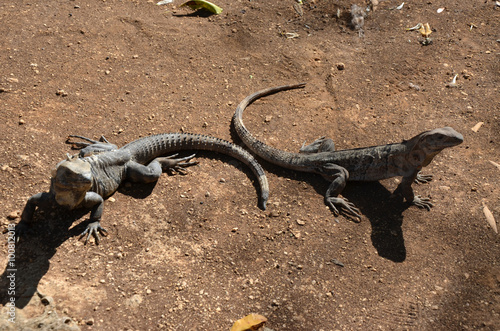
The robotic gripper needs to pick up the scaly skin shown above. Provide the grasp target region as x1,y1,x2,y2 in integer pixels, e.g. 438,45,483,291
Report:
233,83,464,219
16,133,269,244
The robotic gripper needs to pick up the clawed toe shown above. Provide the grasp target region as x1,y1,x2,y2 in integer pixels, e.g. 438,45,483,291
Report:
415,172,433,184
326,197,362,219
413,196,433,210
159,154,199,174
80,221,108,244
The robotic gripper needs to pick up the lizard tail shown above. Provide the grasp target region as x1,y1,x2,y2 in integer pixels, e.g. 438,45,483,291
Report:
232,83,307,169
122,133,269,210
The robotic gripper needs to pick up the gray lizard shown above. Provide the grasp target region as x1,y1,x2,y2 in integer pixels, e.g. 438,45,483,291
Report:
233,83,464,218
16,133,269,244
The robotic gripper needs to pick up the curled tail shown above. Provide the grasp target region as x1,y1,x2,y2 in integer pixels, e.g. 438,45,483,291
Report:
121,133,269,209
232,83,307,169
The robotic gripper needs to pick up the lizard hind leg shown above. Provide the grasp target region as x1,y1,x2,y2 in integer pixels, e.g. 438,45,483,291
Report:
321,164,362,220
299,137,335,154
157,153,199,175
414,171,433,184
66,135,118,156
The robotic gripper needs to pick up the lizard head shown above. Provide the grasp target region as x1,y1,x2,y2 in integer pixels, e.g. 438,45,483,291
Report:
407,127,464,168
51,155,93,209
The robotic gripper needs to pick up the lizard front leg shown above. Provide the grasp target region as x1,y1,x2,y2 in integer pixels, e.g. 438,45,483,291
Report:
396,172,433,210
321,164,361,219
79,192,107,244
15,192,54,242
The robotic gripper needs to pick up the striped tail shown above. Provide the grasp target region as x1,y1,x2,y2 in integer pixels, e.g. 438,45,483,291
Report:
121,133,269,209
232,83,307,170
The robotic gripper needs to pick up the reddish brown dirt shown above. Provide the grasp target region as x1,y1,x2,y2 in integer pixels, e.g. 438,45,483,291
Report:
1,0,499,330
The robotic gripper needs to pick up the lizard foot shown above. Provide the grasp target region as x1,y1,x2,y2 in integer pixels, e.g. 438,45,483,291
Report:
325,197,362,220
80,221,108,245
14,221,30,243
412,195,433,210
415,172,433,184
158,154,199,175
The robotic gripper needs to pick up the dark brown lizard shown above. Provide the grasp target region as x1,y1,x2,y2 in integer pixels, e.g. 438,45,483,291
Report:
232,83,464,218
16,133,269,244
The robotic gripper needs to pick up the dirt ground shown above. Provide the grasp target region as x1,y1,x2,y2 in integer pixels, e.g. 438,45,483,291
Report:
0,0,499,330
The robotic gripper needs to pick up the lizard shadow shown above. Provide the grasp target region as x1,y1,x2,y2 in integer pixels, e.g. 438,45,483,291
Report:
342,181,409,263
0,151,267,309
297,174,409,262
228,127,412,261
243,158,410,263
0,206,94,308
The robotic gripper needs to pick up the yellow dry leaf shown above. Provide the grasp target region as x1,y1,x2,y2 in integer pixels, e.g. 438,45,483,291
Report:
471,122,484,132
418,23,432,38
482,202,497,234
180,0,223,14
230,313,267,331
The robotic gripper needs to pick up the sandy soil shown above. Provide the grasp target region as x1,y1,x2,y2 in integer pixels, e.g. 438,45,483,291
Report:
0,0,499,330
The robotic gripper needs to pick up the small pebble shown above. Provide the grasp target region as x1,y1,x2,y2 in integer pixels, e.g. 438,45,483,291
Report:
336,62,345,70
331,259,344,267
269,210,280,217
7,210,20,220
56,89,68,96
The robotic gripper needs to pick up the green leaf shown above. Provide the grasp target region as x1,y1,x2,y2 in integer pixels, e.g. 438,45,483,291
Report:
180,0,223,15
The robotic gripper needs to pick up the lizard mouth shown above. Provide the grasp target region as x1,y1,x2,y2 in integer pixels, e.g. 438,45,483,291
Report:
52,158,93,208
54,186,87,209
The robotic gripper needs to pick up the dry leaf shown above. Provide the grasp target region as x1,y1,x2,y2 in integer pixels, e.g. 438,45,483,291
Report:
418,23,432,38
489,160,500,171
230,314,267,331
179,0,223,15
471,122,484,132
482,202,497,234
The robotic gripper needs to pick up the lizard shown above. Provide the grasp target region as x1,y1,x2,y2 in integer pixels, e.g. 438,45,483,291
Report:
232,83,464,219
15,133,269,244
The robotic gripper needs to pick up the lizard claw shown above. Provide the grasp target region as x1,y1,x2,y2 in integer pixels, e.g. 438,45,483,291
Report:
415,172,433,184
14,221,30,243
412,195,433,210
80,221,108,245
325,197,362,220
